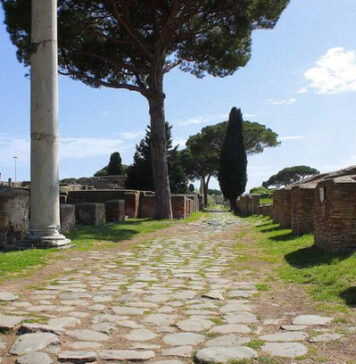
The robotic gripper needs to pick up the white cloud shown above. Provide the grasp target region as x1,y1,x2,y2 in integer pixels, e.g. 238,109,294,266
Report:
173,138,187,149
119,131,145,140
297,87,308,94
177,113,228,127
267,98,297,105
278,135,306,141
304,47,356,94
0,135,127,165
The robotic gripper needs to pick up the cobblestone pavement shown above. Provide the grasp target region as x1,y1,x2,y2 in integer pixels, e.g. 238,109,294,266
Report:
0,213,353,364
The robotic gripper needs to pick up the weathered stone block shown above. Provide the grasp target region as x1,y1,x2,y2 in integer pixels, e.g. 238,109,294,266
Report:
291,185,315,234
60,204,76,233
172,195,189,219
279,188,292,228
140,195,156,218
105,199,125,222
0,187,29,246
123,192,140,218
314,175,356,254
75,203,105,225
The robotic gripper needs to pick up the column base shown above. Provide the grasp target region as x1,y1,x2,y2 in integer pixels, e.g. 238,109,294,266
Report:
24,230,72,249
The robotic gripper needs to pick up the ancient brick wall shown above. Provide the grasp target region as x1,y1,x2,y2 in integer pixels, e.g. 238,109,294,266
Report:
237,195,251,216
291,185,315,235
139,195,156,218
0,187,29,246
251,195,260,214
314,176,356,254
279,188,292,228
105,200,125,222
272,190,282,223
171,195,189,219
262,204,273,217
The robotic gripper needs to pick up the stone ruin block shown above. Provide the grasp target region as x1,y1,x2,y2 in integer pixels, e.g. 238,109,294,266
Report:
123,191,140,218
75,203,105,225
171,195,189,219
272,190,282,223
314,175,356,254
261,204,273,217
291,184,315,235
0,187,29,246
60,193,67,204
105,199,125,222
278,188,292,228
237,195,251,216
250,195,261,214
140,195,156,218
186,194,200,213
60,204,76,233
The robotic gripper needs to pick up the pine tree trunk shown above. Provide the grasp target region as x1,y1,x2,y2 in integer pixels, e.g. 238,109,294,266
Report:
230,198,237,213
147,75,173,219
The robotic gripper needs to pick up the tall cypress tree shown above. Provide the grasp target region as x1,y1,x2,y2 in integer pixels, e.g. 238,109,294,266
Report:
218,108,247,211
107,152,123,175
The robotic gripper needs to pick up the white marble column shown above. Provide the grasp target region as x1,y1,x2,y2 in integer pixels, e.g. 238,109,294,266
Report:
27,0,70,247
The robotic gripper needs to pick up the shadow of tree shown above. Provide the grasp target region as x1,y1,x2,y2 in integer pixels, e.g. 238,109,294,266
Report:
285,246,351,268
260,226,287,233
340,286,356,306
269,232,296,241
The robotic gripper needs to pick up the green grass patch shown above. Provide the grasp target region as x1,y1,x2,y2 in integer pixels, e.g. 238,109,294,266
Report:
246,339,265,349
0,248,53,284
244,216,356,307
256,283,269,291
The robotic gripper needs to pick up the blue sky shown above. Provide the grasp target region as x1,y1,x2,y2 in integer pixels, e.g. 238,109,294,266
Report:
1,0,356,190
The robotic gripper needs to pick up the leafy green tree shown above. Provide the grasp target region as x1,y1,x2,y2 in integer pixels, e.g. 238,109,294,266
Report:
2,0,289,218
125,123,187,194
262,166,320,188
218,108,247,211
182,119,279,206
94,152,123,176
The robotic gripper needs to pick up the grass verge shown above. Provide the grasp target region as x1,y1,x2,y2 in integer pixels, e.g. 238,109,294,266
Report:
242,215,356,308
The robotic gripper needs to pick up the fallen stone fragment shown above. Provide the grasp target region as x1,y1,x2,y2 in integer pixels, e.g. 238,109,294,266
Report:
176,318,214,332
16,352,52,364
204,334,251,347
262,342,308,358
162,345,193,357
99,350,155,361
292,315,333,326
10,333,60,355
259,331,307,342
195,346,258,363
202,291,224,300
58,351,96,363
0,292,18,301
0,314,24,331
163,333,205,346
308,333,343,343
65,329,109,342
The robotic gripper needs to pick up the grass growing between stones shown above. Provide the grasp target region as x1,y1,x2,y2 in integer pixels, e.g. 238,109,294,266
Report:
243,215,356,308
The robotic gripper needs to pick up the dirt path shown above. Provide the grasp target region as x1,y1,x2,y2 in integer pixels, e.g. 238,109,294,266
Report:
0,212,355,364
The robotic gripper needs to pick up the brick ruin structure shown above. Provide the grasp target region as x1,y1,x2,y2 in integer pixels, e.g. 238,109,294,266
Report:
0,187,29,248
291,183,315,235
272,190,282,224
314,175,356,254
278,187,292,228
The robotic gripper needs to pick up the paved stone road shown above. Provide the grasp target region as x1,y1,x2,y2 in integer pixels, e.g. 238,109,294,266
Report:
0,213,347,363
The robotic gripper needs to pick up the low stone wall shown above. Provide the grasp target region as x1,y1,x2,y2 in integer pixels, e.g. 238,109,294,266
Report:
171,195,189,219
251,195,260,214
75,203,106,225
291,185,315,235
105,200,125,222
139,195,156,218
237,195,251,216
261,204,273,217
314,175,356,254
0,187,30,247
67,189,140,218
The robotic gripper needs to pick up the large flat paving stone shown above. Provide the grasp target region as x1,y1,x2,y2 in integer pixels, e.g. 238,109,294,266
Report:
204,334,251,347
176,319,214,332
209,324,251,334
10,333,60,355
195,346,258,363
162,345,193,357
259,331,307,342
262,342,308,358
0,292,18,301
58,351,97,363
0,314,24,331
65,329,109,341
163,333,205,346
124,329,158,341
292,315,333,326
99,350,155,361
16,352,52,364
143,314,177,326
224,313,257,324
308,333,343,343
